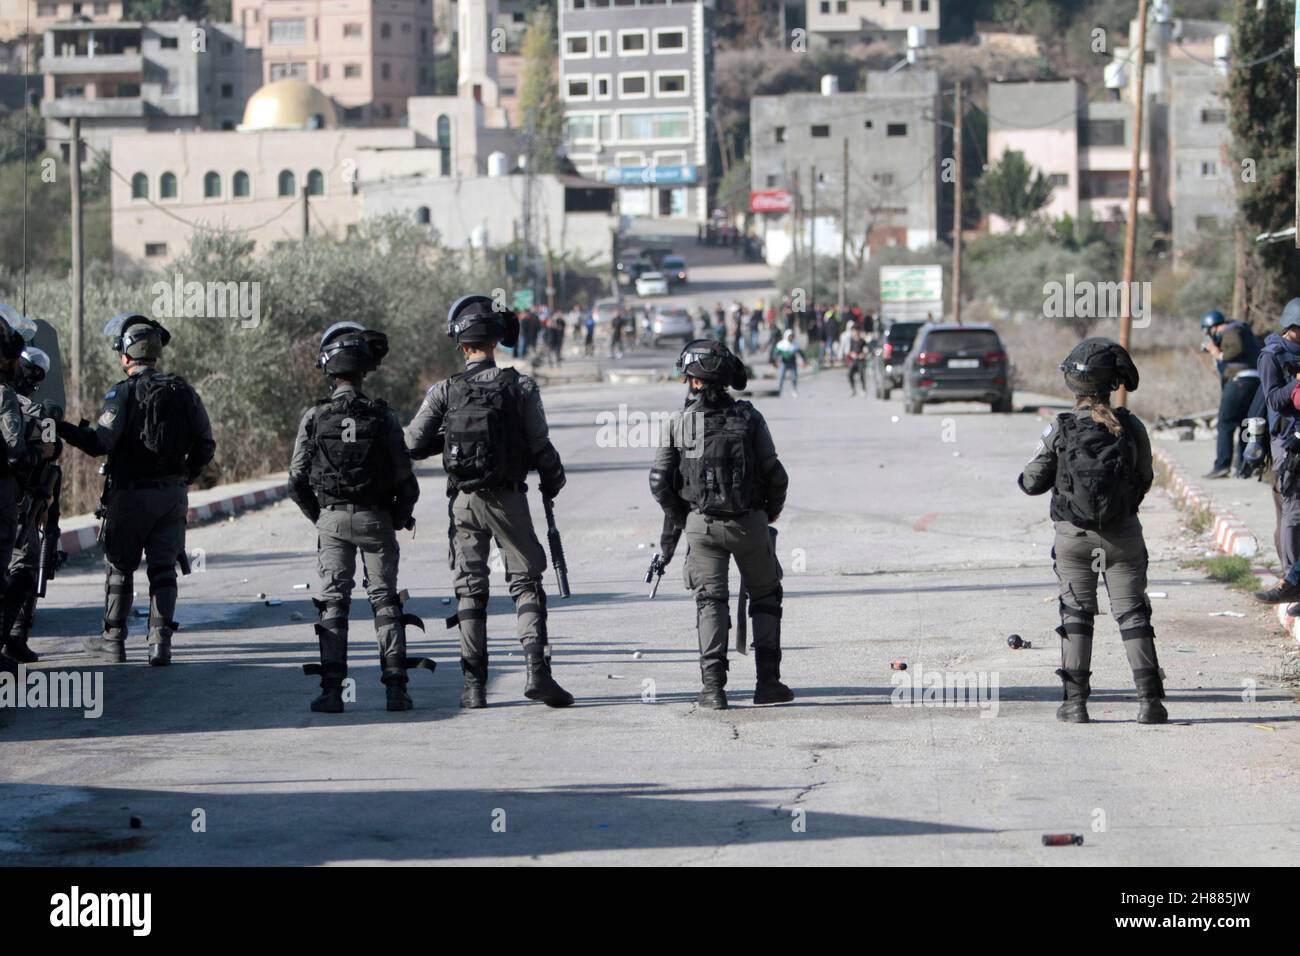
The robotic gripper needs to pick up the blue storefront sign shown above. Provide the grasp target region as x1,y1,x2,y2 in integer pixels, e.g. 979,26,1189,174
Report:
605,165,699,185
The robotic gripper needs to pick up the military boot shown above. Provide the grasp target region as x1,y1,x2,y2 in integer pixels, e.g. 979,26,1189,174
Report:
308,604,348,713
311,685,344,713
0,577,38,663
1,634,38,665
460,658,488,709
148,635,172,667
1055,668,1091,723
697,659,728,710
1133,667,1168,724
385,681,413,712
523,646,574,707
753,648,794,705
84,634,126,663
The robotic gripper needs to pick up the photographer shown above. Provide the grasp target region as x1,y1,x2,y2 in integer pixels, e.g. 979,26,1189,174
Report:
1201,310,1260,479
1254,300,1300,604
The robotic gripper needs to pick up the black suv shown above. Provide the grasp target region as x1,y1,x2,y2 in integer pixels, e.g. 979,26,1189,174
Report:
901,324,1013,414
872,321,923,400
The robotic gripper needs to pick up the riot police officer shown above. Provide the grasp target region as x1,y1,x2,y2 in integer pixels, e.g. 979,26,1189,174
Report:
1019,338,1166,725
0,347,63,665
288,323,426,713
404,295,573,709
1200,310,1260,479
0,306,41,676
649,339,791,710
57,314,215,666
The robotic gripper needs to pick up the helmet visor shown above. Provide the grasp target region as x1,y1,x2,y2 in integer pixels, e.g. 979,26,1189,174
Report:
677,339,726,376
0,304,37,343
20,347,50,375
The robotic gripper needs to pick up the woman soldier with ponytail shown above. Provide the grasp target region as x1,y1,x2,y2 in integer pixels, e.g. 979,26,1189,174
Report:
1019,338,1168,725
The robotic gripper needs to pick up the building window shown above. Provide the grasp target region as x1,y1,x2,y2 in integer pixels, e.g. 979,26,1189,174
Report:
221,83,233,98
278,170,296,196
344,63,361,78
921,0,930,10
618,110,690,141
144,242,168,257
618,29,648,55
437,114,451,176
620,73,649,97
775,126,785,143
381,62,391,80
1048,173,1069,188
380,103,392,119
595,75,611,100
270,62,308,80
380,22,391,39
837,0,847,11
902,0,913,11
1201,108,1227,124
565,32,591,57
269,18,306,44
130,173,148,199
233,170,250,197
886,123,907,136
159,172,177,199
811,124,830,137
343,23,362,38
655,71,687,96
1200,160,1218,178
203,171,222,198
320,63,330,80
595,31,611,56
566,76,592,99
307,169,324,195
159,36,178,49
654,29,685,52
416,206,431,225
1195,215,1220,232
1080,118,1125,147
819,1,829,12
872,172,894,186
766,174,778,187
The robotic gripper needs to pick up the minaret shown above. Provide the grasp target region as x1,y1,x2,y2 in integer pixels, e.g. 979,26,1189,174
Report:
458,0,501,109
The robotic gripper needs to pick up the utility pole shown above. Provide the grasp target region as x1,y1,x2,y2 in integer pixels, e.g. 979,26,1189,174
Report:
791,167,801,273
837,138,848,318
522,112,536,306
1117,0,1149,408
68,116,83,419
952,81,964,326
809,164,817,314
301,184,310,244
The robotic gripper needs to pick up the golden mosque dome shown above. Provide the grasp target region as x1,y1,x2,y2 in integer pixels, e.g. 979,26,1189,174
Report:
239,79,338,132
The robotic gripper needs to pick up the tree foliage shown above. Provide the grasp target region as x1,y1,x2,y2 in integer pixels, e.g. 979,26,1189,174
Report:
975,150,1053,227
518,6,566,175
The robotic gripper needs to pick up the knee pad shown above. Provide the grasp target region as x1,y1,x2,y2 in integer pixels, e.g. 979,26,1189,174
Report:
1057,599,1095,637
146,565,177,594
312,596,350,625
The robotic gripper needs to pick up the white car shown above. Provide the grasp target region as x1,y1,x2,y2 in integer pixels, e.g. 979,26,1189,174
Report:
635,271,670,297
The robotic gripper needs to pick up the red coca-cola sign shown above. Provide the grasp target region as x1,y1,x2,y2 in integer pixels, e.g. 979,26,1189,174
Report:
750,190,793,213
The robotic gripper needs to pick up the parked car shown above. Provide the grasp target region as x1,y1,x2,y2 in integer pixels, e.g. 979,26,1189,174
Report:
901,324,1013,414
649,306,694,346
591,298,623,326
662,255,689,287
635,271,670,297
616,260,651,286
872,321,923,399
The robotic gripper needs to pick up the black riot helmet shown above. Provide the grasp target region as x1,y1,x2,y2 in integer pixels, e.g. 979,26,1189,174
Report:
676,339,748,391
1059,337,1139,396
447,294,520,349
15,346,50,396
0,304,37,361
104,312,170,361
316,321,390,376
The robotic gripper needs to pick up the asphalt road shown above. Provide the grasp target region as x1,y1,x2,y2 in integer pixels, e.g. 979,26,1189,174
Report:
2,368,1296,865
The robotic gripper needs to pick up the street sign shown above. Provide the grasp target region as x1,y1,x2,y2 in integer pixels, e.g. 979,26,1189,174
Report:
880,265,944,321
750,189,793,213
512,289,535,311
605,165,698,185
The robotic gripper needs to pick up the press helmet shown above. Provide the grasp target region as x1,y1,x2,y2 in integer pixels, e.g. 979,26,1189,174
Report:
1059,337,1139,396
1200,309,1227,332
104,312,170,361
316,321,390,376
676,338,748,391
447,294,520,348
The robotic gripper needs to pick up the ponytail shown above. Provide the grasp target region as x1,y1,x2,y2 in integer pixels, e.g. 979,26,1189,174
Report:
1075,395,1124,437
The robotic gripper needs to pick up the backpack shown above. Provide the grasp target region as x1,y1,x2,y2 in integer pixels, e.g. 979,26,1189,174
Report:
679,400,757,517
134,373,200,470
308,393,393,506
1054,409,1137,525
443,368,526,492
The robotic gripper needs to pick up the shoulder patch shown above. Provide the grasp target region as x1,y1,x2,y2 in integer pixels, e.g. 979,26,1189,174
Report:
98,408,118,428
104,388,117,400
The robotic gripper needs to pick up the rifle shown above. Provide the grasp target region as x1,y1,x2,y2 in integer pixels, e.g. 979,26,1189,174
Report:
35,465,63,597
735,527,778,655
543,496,570,598
646,511,684,598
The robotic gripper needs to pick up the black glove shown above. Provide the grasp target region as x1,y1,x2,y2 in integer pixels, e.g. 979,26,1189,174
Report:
393,510,415,531
540,473,566,499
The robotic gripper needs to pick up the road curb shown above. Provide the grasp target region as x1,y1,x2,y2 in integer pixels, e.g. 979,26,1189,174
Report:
1151,446,1259,557
57,480,290,560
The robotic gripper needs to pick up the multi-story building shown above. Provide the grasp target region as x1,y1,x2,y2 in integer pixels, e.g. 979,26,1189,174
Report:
558,0,713,220
231,0,437,125
804,0,939,48
750,70,941,264
0,0,124,42
40,20,263,162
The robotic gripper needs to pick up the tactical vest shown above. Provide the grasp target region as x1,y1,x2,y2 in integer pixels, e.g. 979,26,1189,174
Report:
1052,408,1138,527
106,372,197,485
308,393,395,508
679,398,758,518
442,368,529,493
